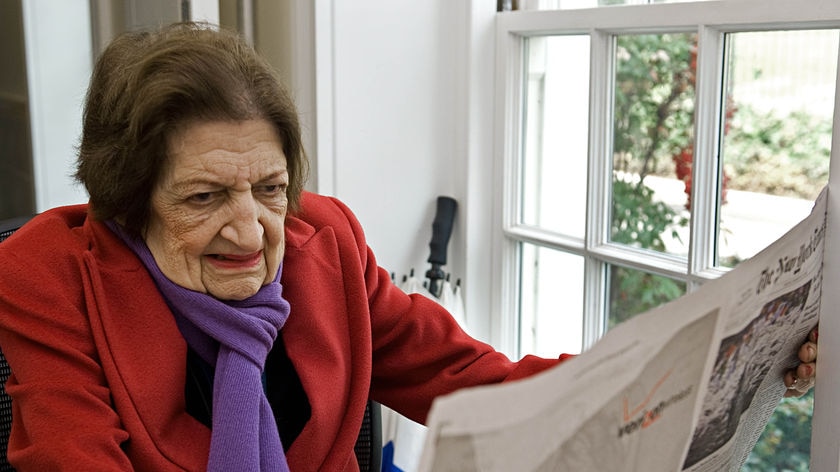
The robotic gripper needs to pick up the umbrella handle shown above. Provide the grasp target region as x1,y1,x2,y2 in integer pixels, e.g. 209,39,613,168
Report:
426,196,457,297
427,197,457,266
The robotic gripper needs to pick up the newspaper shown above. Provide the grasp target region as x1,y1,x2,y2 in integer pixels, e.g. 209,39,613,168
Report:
418,189,826,472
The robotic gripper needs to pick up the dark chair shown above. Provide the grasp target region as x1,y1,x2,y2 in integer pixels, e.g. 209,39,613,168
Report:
0,216,28,472
0,216,382,472
0,217,30,243
356,400,383,472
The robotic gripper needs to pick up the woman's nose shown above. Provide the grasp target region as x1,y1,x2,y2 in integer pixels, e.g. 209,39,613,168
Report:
220,196,264,249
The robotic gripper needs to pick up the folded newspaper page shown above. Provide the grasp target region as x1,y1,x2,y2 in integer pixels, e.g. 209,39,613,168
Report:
418,189,826,472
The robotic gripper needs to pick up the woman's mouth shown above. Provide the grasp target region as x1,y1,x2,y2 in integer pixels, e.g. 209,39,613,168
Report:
206,251,263,269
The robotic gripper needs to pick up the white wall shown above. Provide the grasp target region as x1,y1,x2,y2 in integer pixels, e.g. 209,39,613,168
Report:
310,1,499,342
304,0,495,339
22,0,92,211
327,1,464,276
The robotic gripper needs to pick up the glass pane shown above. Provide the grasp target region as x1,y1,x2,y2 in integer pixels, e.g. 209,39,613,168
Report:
519,243,584,356
607,264,686,329
521,35,590,238
744,390,813,471
718,30,838,267
720,29,836,472
611,33,694,257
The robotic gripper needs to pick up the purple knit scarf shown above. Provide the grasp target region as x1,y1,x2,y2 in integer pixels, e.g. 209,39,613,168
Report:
108,222,291,471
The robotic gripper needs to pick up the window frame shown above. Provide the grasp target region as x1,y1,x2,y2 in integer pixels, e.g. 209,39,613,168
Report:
492,1,840,353
493,1,840,468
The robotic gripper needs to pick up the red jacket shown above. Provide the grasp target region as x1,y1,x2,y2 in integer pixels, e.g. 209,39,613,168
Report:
0,192,566,471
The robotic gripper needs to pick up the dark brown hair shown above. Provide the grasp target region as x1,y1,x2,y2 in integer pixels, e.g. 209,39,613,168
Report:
75,22,308,235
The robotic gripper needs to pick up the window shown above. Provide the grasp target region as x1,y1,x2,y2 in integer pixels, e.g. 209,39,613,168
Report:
496,0,837,358
495,1,839,469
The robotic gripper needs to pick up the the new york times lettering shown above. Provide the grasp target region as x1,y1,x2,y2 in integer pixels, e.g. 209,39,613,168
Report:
756,220,826,295
617,386,694,438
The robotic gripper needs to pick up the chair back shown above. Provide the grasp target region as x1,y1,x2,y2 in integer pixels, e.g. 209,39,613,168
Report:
356,400,382,472
0,217,29,243
0,346,10,472
0,216,30,472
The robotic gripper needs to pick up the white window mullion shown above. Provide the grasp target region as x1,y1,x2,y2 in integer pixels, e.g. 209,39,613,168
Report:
493,26,528,357
583,28,614,347
582,257,606,350
690,25,725,279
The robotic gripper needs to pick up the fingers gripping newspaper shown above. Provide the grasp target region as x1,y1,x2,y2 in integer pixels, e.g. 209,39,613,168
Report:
419,189,826,472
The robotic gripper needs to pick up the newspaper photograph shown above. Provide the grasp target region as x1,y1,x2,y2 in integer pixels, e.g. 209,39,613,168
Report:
682,280,819,471
418,189,826,472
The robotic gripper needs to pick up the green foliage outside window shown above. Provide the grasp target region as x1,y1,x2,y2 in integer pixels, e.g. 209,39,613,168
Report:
609,179,685,327
609,33,693,327
613,33,695,179
743,390,813,472
725,107,831,201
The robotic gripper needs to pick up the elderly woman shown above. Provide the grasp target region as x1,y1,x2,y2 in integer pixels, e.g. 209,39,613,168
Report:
0,23,817,472
0,23,566,471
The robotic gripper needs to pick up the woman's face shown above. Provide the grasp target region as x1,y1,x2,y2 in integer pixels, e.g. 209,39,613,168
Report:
145,119,289,301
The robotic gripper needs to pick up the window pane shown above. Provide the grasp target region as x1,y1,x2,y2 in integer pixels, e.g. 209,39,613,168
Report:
522,35,590,238
744,390,814,471
607,264,686,329
718,30,839,267
519,243,584,356
718,30,837,472
611,33,694,257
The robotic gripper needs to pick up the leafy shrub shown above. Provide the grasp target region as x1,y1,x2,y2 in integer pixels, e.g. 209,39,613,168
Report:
725,107,831,200
609,178,686,326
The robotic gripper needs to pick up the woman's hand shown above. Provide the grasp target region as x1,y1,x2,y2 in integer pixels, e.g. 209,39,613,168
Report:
783,325,818,398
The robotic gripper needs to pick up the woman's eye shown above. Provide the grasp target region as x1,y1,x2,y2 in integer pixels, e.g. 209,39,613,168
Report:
189,192,214,204
260,184,286,195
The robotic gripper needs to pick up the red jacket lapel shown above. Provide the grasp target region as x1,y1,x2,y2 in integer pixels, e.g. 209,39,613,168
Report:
84,218,211,470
